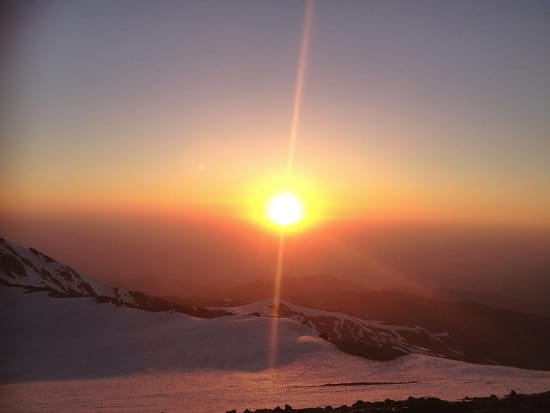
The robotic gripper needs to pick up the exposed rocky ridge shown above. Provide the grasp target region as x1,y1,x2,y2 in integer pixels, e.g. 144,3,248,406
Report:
0,237,229,318
234,300,464,362
276,302,464,361
232,390,550,413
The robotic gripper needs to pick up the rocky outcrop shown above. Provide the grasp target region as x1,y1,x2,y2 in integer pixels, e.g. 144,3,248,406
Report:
0,237,230,319
236,390,550,413
253,301,465,362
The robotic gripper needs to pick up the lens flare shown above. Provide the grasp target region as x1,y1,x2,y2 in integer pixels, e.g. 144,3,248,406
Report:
268,0,315,369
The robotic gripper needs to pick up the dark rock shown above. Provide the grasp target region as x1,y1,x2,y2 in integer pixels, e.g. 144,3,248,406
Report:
58,269,74,282
40,269,52,280
239,390,550,412
0,253,26,277
79,282,97,297
28,248,55,263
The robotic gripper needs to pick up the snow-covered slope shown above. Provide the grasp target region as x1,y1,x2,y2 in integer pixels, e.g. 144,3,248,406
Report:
0,237,112,297
0,285,327,382
2,284,550,413
232,300,465,361
0,237,227,318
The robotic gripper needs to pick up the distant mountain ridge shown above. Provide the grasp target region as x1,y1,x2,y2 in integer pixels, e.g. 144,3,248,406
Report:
189,276,550,371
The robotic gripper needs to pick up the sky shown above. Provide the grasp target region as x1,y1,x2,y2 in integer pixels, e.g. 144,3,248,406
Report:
1,1,550,300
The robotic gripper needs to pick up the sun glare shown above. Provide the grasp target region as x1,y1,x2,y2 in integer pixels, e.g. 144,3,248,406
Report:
267,192,304,227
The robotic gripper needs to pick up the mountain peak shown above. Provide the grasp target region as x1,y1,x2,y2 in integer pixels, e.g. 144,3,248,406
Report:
0,237,229,318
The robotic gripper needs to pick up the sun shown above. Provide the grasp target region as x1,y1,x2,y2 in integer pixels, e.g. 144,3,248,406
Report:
267,192,304,227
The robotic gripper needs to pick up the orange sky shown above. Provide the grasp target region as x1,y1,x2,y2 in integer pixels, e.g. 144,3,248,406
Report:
2,1,550,235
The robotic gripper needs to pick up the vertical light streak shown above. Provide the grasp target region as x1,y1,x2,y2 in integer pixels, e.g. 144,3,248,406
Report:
268,0,314,369
286,0,314,179
268,232,285,368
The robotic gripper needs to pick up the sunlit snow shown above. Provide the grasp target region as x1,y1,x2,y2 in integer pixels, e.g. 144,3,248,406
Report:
1,286,550,412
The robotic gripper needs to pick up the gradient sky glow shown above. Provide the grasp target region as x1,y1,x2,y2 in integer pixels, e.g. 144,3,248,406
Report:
2,0,550,228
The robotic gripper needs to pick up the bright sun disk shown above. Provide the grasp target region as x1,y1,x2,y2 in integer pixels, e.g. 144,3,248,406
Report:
267,192,304,227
